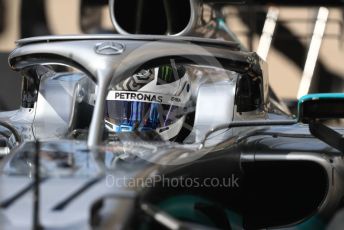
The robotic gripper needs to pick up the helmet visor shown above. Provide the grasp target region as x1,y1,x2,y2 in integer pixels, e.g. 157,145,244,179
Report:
104,91,185,132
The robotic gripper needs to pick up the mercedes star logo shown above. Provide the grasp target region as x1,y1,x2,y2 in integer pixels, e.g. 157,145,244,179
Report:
95,41,125,55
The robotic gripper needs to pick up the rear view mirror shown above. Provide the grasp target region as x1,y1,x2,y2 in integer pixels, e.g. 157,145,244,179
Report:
298,93,344,123
298,93,344,154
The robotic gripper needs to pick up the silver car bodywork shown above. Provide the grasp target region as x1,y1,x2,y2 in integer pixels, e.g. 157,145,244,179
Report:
0,35,343,230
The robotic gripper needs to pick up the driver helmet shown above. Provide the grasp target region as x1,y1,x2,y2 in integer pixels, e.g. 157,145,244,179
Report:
104,64,193,141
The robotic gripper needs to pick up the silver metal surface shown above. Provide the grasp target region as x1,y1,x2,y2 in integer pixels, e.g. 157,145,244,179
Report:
33,72,95,140
95,41,125,55
15,34,239,49
8,35,254,147
193,81,236,143
202,119,297,146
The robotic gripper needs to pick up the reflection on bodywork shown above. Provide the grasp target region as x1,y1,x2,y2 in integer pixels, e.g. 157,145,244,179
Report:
2,141,100,177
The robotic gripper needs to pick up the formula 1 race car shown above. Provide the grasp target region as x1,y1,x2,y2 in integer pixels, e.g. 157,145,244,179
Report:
0,1,344,230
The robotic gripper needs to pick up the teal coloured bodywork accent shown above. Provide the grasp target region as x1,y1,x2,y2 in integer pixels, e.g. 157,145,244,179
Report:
284,215,325,230
298,93,344,121
299,93,344,104
157,195,243,230
217,18,227,30
157,195,325,230
159,195,214,226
